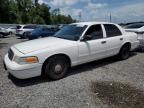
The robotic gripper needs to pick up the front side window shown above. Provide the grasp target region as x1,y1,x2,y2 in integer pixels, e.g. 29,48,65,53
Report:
54,24,87,41
104,24,122,37
85,24,103,40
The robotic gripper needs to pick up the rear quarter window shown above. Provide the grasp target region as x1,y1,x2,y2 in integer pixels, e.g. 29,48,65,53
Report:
104,24,122,37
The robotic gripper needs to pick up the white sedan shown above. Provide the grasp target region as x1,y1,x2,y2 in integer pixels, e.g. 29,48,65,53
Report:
4,22,139,80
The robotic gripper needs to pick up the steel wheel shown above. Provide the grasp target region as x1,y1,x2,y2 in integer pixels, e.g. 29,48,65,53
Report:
44,56,69,80
119,45,130,60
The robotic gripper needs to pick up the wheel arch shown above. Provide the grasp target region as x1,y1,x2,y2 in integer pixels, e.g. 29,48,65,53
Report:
41,53,71,75
120,42,131,51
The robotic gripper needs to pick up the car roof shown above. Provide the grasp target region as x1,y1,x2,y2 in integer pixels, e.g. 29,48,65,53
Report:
17,25,25,26
72,21,115,26
17,24,36,27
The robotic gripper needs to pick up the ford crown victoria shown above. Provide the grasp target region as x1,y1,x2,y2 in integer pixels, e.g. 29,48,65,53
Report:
4,22,139,80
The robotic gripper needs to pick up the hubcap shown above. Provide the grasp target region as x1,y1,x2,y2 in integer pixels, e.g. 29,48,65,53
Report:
54,64,62,74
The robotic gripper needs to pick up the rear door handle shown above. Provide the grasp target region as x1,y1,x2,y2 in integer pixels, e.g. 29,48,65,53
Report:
120,38,123,40
101,41,106,44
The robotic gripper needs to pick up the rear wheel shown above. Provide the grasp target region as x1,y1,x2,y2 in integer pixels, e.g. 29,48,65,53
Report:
20,32,26,39
43,56,69,80
119,45,130,60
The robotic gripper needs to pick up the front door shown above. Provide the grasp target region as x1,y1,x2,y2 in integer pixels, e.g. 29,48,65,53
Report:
78,24,108,64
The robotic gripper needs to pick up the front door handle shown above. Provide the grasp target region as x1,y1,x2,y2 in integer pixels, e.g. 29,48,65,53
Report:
120,38,123,40
101,41,106,44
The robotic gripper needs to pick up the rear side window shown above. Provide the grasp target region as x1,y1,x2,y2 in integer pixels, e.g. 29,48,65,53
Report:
104,24,122,37
85,24,103,40
16,26,22,29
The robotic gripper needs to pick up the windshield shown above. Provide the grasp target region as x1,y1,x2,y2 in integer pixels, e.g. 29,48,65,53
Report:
54,24,87,41
126,23,144,29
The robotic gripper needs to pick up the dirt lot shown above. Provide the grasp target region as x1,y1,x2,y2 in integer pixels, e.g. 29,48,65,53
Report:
0,36,144,108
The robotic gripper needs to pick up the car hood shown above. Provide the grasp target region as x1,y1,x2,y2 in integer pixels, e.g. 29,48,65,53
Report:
13,37,75,54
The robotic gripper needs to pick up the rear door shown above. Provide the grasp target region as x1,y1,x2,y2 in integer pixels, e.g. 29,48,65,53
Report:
103,24,124,56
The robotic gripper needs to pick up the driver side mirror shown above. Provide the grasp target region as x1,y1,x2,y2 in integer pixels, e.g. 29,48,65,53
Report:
81,35,92,41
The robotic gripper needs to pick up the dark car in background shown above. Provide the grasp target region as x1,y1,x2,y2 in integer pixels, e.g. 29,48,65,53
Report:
26,26,58,40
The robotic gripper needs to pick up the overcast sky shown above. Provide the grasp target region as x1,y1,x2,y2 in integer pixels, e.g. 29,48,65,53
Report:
39,0,144,23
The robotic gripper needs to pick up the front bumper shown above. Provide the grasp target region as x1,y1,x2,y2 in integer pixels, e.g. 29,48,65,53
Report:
4,54,42,79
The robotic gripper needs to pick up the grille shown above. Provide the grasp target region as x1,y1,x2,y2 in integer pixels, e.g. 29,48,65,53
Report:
8,49,14,60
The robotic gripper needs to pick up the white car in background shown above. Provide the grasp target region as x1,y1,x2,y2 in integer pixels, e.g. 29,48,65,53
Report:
125,23,144,50
7,27,16,35
0,26,9,37
4,22,139,80
16,25,37,38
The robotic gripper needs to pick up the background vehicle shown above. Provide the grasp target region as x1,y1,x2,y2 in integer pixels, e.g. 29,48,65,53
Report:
125,23,144,50
58,24,67,30
4,22,139,80
16,25,37,38
26,26,58,40
0,26,9,37
7,27,16,35
125,23,144,32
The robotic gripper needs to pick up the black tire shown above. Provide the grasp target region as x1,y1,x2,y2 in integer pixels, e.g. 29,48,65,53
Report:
0,33,4,38
19,36,23,39
21,32,26,39
43,56,69,80
9,32,13,35
119,45,130,60
28,38,34,40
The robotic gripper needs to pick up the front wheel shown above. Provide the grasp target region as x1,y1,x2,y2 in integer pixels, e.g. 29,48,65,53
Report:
119,45,130,60
43,56,69,80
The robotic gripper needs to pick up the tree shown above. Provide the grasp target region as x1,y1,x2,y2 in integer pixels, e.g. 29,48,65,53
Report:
0,0,76,24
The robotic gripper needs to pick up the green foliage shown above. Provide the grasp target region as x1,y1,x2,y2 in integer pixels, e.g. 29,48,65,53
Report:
0,0,76,24
33,16,45,24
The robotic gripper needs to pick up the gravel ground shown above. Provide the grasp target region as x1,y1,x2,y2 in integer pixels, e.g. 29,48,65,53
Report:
0,36,144,108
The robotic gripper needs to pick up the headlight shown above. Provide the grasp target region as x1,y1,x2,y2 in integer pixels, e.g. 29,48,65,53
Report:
14,56,39,64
